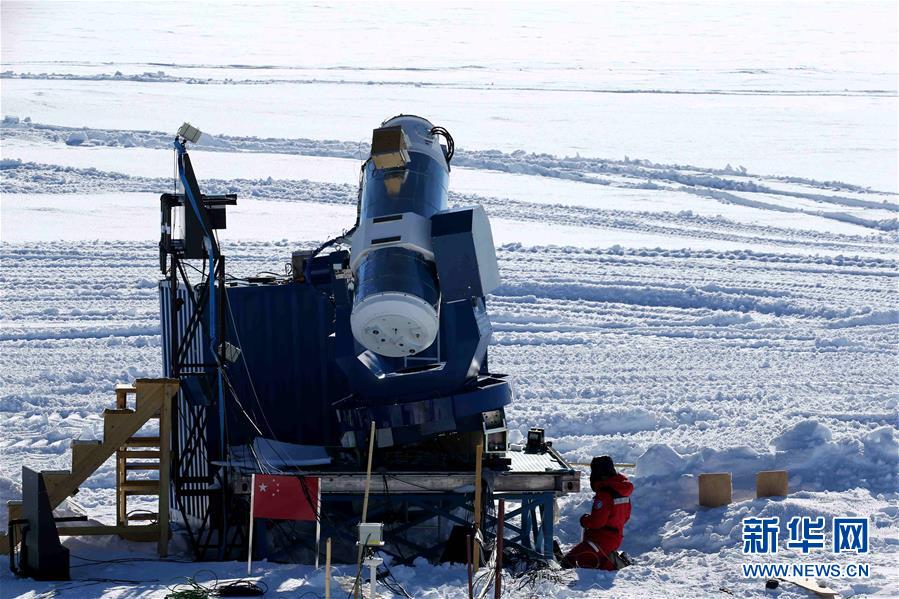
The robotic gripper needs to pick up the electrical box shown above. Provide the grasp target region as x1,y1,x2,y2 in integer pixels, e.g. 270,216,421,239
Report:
358,522,384,546
291,249,314,282
483,409,508,454
526,427,545,453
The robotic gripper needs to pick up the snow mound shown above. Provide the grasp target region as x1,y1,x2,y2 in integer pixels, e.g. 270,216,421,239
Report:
621,420,898,557
773,419,833,451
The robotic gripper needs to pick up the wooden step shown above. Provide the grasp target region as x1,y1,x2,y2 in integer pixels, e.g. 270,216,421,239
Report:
117,381,168,417
8,500,22,522
118,450,161,459
124,436,160,448
103,409,137,442
115,383,137,409
40,470,74,496
71,440,102,469
121,480,160,496
1,379,178,557
134,380,173,412
136,399,162,418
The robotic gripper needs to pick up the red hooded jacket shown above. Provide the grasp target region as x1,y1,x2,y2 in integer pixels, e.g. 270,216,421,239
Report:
579,473,633,545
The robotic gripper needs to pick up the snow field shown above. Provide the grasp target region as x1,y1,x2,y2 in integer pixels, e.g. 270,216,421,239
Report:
1,1,897,597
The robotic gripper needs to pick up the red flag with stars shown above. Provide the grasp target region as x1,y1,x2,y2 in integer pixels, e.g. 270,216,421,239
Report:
250,474,319,521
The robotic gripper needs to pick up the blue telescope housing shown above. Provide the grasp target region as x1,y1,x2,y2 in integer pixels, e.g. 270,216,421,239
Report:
333,115,512,449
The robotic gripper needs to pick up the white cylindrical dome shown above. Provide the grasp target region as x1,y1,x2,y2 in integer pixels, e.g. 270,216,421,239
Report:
350,292,439,358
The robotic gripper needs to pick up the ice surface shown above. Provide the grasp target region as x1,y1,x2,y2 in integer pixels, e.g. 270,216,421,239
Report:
1,2,897,597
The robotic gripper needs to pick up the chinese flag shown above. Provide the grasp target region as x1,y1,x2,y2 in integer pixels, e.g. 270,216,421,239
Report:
251,474,319,521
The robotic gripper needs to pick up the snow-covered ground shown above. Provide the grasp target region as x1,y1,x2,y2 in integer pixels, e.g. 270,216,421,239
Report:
1,2,897,598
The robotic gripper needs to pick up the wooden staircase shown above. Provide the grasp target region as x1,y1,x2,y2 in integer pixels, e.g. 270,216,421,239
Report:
2,379,178,557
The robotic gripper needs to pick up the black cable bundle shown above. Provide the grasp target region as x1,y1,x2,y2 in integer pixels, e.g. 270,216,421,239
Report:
165,570,268,598
429,126,455,164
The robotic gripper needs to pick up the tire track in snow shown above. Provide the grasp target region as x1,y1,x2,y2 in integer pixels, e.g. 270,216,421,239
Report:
2,161,894,256
1,240,895,480
4,118,897,199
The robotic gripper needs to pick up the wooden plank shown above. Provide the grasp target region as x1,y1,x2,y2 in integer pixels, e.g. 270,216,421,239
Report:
698,473,732,507
40,471,75,497
158,388,172,557
71,440,102,470
353,421,378,599
227,470,575,495
103,410,136,441
121,480,160,495
117,450,126,528
135,379,178,417
115,384,135,409
57,524,159,537
756,470,788,498
124,436,161,448
1,502,23,555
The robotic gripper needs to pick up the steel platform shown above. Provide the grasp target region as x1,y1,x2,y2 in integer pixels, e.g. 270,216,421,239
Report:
256,447,577,494
220,445,580,563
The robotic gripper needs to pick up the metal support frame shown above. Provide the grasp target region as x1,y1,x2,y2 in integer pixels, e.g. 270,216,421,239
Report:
484,493,554,560
159,139,237,560
251,488,556,564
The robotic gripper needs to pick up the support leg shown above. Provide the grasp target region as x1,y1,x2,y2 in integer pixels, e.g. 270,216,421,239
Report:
158,388,172,557
519,498,533,550
541,496,554,560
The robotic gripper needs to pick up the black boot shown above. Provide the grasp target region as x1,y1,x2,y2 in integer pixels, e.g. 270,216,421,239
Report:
552,539,565,562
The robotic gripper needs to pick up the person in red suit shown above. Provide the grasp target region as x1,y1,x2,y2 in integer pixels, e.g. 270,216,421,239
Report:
561,456,633,569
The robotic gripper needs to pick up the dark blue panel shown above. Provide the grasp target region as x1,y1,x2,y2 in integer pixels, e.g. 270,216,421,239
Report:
334,376,513,447
431,208,484,301
354,247,439,308
221,282,348,446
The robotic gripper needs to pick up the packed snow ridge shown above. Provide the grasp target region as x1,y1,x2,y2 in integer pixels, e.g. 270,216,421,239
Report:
3,159,896,255
4,116,896,197
4,69,898,98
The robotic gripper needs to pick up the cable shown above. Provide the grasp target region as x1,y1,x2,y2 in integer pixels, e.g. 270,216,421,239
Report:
126,508,159,525
347,533,372,599
376,558,413,599
165,570,267,598
429,126,454,164
302,230,354,299
69,553,192,568
36,577,158,597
